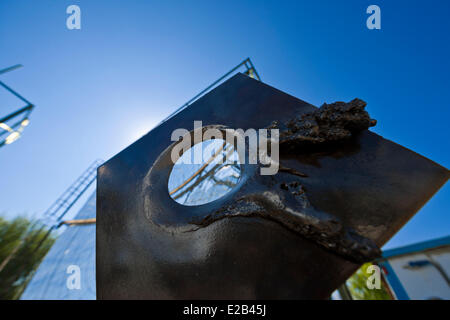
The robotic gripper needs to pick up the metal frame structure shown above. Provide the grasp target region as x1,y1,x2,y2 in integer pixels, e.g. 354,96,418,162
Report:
0,159,103,275
0,64,35,148
157,57,260,126
43,159,103,223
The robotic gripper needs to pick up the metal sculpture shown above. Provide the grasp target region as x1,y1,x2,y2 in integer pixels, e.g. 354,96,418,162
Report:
97,73,448,299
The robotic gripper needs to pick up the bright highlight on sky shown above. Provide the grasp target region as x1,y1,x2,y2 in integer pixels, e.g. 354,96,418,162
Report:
0,0,449,249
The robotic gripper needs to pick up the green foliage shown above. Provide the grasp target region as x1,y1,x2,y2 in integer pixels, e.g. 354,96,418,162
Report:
0,216,55,300
346,262,392,300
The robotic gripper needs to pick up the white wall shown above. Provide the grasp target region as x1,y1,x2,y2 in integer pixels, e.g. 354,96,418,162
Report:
388,247,450,300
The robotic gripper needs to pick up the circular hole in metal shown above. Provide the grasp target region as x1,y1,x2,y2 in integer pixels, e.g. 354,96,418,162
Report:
168,139,241,206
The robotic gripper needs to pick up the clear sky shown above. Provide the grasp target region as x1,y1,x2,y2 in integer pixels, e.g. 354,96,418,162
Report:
0,0,448,249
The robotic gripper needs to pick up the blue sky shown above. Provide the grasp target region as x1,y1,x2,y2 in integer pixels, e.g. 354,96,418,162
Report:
0,0,448,249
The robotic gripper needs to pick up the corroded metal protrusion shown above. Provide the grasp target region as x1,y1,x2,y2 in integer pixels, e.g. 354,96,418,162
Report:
271,98,377,150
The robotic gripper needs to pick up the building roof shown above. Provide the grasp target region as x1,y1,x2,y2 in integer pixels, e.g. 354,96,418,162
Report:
382,235,450,259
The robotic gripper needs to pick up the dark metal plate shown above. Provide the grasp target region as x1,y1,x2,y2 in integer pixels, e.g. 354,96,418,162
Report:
97,73,448,299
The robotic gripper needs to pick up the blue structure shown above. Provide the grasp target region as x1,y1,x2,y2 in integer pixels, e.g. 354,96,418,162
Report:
377,236,450,300
21,192,96,300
